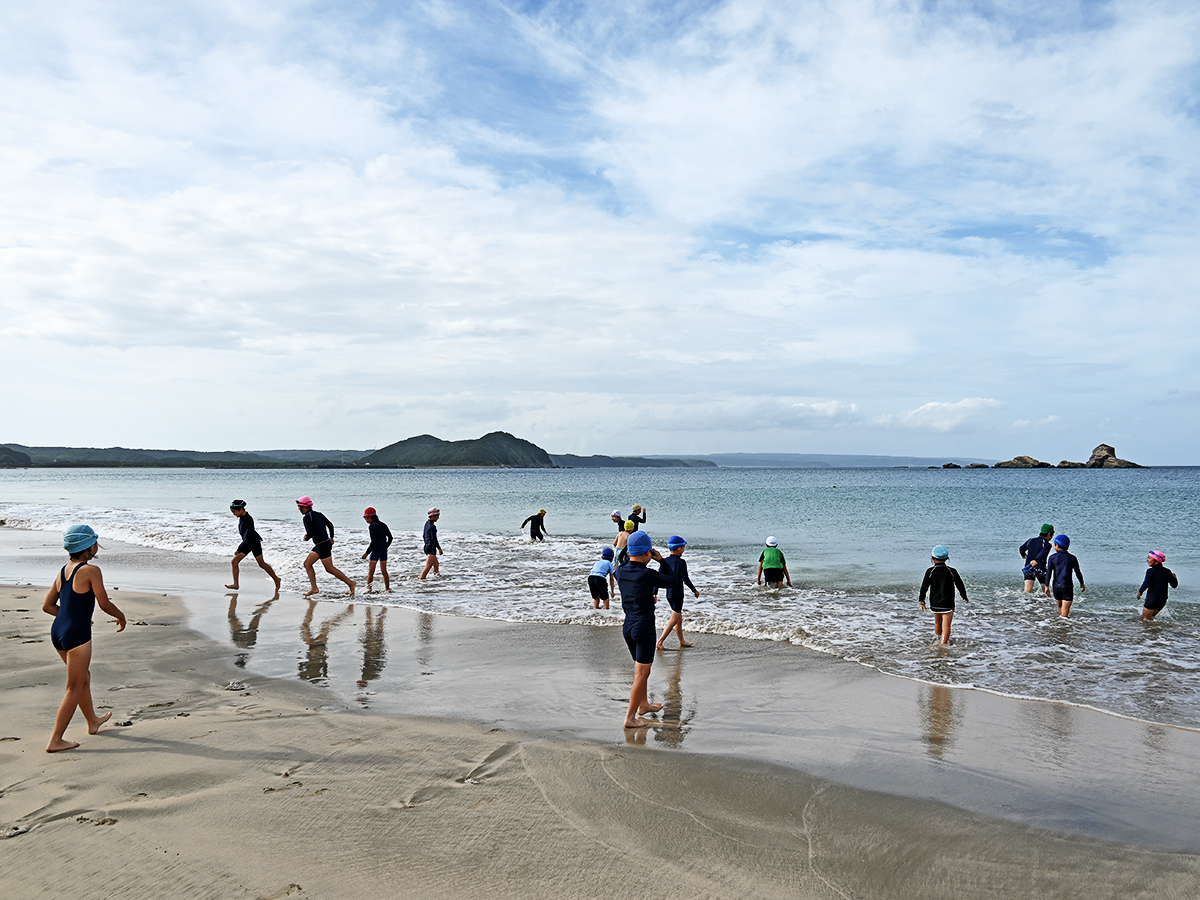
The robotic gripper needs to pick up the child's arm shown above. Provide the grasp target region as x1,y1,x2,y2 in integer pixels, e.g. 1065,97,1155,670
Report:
918,567,932,608
87,567,126,632
782,564,792,587
1074,558,1085,591
1137,569,1151,598
1170,569,1179,589
953,568,969,602
384,525,393,548
755,561,763,584
608,572,616,595
42,577,62,617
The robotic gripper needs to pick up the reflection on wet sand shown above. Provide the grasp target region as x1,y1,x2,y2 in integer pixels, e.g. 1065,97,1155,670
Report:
918,684,961,759
358,606,388,686
299,600,355,685
1022,699,1076,769
416,612,435,671
227,593,279,668
654,651,696,749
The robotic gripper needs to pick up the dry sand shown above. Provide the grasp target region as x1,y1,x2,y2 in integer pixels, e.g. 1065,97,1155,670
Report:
3,583,1200,900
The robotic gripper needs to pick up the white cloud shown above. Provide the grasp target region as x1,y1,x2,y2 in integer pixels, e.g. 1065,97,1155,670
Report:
874,398,1005,433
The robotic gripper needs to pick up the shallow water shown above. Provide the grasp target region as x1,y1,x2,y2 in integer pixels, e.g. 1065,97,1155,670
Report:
2,465,1197,727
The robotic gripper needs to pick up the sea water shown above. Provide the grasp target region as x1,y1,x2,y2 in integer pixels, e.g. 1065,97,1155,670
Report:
2,465,1198,728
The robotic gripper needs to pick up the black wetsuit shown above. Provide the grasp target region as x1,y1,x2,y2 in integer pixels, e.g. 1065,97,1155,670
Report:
423,519,441,555
1019,535,1053,584
1139,565,1178,610
236,512,264,557
521,513,547,541
919,563,968,612
366,521,393,560
303,510,334,559
628,511,646,531
660,555,696,613
616,560,676,664
613,516,626,533
1046,551,1083,601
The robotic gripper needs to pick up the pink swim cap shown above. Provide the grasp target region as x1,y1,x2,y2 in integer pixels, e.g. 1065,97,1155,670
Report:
427,507,440,516
1148,551,1166,563
296,496,313,507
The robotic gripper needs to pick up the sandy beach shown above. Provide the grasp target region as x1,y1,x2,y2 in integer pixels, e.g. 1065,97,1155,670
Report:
3,528,1200,898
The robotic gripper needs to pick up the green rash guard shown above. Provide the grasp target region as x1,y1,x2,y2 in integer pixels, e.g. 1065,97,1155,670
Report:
759,547,785,569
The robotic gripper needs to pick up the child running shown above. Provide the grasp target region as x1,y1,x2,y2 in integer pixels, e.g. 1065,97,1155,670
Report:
419,507,443,579
1045,534,1085,618
1138,550,1178,621
296,496,356,597
657,535,699,650
918,545,969,644
587,547,617,609
616,531,677,729
42,525,126,752
361,507,393,592
225,500,282,592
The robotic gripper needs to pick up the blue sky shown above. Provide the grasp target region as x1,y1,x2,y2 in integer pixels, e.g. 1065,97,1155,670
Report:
2,0,1198,462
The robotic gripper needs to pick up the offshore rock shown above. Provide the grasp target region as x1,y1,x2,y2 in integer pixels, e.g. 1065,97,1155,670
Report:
942,462,962,469
1057,460,1086,468
994,455,1051,468
966,463,990,468
1085,444,1142,468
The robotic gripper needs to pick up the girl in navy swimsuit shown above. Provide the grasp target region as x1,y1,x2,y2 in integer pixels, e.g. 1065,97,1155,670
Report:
41,525,126,753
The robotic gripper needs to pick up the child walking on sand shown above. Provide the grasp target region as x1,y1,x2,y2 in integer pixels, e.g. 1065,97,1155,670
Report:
225,500,282,592
918,545,969,644
616,531,677,728
296,496,356,597
361,507,393,592
657,536,699,650
588,547,617,609
42,525,126,752
1045,534,1085,618
1138,550,1178,621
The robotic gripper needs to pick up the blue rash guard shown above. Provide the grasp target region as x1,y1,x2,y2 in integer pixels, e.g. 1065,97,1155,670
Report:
236,512,264,557
423,519,441,555
1139,566,1178,610
1046,551,1084,598
366,521,393,559
303,510,333,545
659,555,696,612
1019,535,1053,582
616,559,676,664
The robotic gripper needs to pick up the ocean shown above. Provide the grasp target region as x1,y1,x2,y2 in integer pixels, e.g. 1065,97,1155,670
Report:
2,465,1198,729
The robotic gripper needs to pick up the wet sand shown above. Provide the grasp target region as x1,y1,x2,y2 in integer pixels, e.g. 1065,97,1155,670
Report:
3,528,1200,898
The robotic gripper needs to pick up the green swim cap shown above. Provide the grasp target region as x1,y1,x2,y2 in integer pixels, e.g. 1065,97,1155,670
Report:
1040,524,1054,535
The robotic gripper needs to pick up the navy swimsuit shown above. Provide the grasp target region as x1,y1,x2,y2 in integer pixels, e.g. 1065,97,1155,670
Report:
50,564,95,652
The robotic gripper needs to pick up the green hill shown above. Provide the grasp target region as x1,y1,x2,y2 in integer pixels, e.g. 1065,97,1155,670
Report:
360,432,553,468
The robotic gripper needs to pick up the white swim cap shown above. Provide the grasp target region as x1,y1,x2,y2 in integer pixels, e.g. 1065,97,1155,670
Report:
765,536,778,547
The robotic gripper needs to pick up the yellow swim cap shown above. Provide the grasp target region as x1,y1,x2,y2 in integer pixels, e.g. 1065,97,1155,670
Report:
538,509,546,515
632,504,641,511
624,520,636,532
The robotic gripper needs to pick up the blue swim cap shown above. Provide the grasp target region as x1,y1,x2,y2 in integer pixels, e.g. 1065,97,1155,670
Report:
931,545,949,560
1054,534,1070,549
627,531,653,556
64,524,98,554
601,547,614,560
667,535,687,549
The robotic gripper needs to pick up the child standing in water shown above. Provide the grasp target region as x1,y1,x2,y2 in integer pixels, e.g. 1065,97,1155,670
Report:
419,508,443,579
616,531,677,729
587,547,617,609
614,519,635,565
296,496,356,597
1045,534,1085,618
1138,550,1178,621
361,507,393,592
225,500,282,592
756,537,792,588
42,525,126,752
657,536,699,650
918,545,969,644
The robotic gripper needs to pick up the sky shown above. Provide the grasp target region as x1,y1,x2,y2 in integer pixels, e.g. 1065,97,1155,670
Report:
2,0,1199,463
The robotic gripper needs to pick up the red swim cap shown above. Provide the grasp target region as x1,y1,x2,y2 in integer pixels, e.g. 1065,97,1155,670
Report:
363,507,377,518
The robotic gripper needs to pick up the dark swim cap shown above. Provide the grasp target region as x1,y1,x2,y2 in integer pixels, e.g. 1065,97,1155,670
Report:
601,548,614,559
627,531,653,556
230,500,246,510
1053,534,1070,549
1040,524,1054,535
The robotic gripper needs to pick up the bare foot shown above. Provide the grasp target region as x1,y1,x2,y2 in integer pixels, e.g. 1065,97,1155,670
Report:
88,712,112,735
655,641,665,650
623,718,654,728
225,583,239,590
46,739,80,753
680,640,694,647
273,577,282,591
303,587,319,597
637,702,663,715
348,580,357,596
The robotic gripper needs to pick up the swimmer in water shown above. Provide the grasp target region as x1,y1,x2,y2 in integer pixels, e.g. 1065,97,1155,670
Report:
588,547,617,610
1045,534,1085,618
657,536,699,650
756,536,792,588
521,508,549,542
918,545,969,644
360,507,393,592
225,500,282,592
42,525,126,752
611,510,626,533
296,497,356,597
628,504,647,531
1019,524,1055,594
419,508,443,579
614,519,635,566
616,531,677,728
1138,550,1178,621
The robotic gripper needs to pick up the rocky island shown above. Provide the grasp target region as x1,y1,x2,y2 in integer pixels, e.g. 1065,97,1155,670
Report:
993,443,1143,469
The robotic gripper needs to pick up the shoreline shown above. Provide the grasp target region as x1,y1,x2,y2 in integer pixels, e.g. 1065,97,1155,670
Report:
4,586,1200,900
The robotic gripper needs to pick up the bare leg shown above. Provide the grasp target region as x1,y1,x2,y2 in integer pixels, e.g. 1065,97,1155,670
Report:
320,556,356,595
1142,607,1160,621
1023,578,1034,593
380,560,390,591
624,661,659,728
366,559,377,591
227,551,247,589
933,613,942,639
255,555,282,591
1060,599,1072,618
937,611,954,644
303,551,320,597
47,643,109,751
419,554,438,579
673,613,692,647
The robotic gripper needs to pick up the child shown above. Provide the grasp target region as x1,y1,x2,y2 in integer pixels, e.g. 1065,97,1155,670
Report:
41,525,126,752
628,504,647,530
1019,523,1055,593
614,519,635,565
225,500,282,592
361,507,393,592
616,531,677,729
1045,533,1085,618
587,547,617,609
918,545,969,644
657,536,699,650
296,496,356,597
521,508,549,542
756,536,792,588
1138,550,1178,621
420,507,443,579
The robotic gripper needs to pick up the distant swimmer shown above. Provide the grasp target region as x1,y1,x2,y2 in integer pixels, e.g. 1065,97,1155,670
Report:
521,509,549,542
419,507,443,580
756,536,792,589
225,500,282,593
1045,534,1085,618
1019,524,1055,593
42,525,126,752
296,496,356,598
628,504,647,531
588,547,617,610
657,536,699,650
614,519,635,565
616,531,677,728
1138,550,1178,621
918,545,969,645
360,507,393,592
